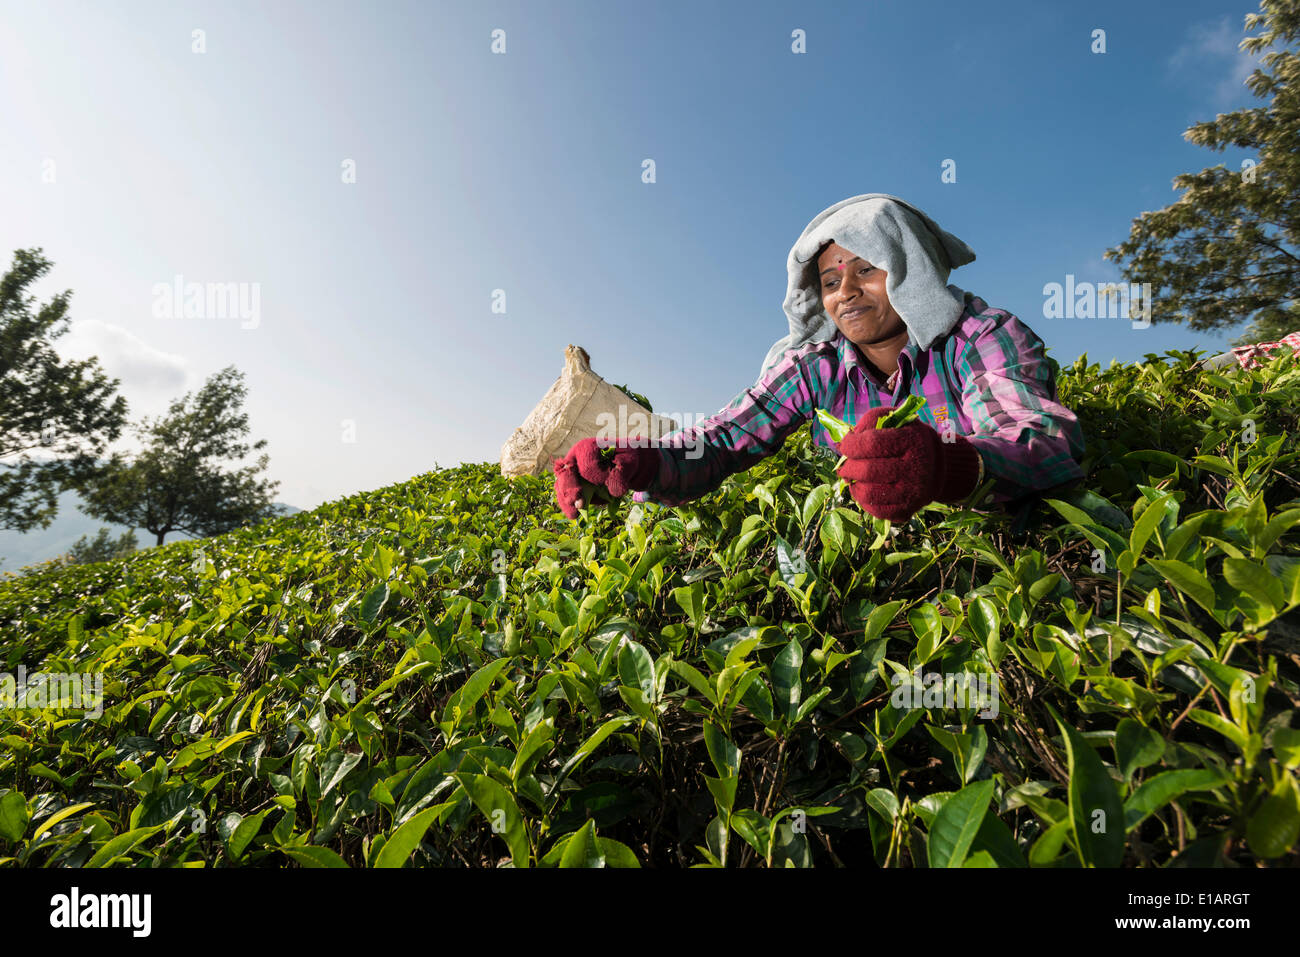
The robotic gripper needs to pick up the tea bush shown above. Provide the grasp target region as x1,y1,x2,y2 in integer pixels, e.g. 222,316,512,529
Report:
0,348,1297,867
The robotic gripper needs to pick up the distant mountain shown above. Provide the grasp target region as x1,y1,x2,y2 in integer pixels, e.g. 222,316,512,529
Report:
0,489,301,572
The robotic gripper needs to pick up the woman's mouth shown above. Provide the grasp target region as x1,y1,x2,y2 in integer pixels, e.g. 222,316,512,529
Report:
842,306,872,320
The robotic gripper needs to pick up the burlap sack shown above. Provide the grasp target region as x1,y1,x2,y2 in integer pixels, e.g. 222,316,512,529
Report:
500,345,680,478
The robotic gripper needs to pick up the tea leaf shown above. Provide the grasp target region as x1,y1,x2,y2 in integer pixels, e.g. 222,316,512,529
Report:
618,640,657,701
32,802,97,842
373,804,448,868
443,658,510,731
227,810,269,859
1051,705,1124,867
703,720,741,778
1245,774,1300,860
359,582,389,625
771,638,804,724
1123,768,1230,831
1113,719,1164,784
85,824,164,867
0,790,28,843
281,844,350,868
455,773,530,867
876,395,927,429
815,408,855,442
1146,559,1218,616
1222,558,1285,612
926,777,995,867
559,820,605,868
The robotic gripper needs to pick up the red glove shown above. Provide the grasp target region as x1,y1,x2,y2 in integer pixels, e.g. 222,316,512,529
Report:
553,437,659,520
835,406,982,522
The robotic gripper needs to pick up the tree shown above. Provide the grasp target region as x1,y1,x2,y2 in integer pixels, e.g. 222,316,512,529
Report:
1104,0,1300,347
68,526,138,564
0,248,129,531
77,366,280,546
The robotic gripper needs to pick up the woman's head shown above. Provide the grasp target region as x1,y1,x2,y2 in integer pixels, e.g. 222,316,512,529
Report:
760,194,975,382
816,240,907,348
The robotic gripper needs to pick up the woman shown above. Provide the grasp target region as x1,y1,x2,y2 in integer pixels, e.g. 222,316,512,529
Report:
553,193,1087,523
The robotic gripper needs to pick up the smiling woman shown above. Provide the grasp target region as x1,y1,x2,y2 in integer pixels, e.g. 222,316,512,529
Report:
816,243,909,384
555,193,1088,524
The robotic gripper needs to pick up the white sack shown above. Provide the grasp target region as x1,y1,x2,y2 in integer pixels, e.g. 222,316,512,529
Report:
500,344,679,478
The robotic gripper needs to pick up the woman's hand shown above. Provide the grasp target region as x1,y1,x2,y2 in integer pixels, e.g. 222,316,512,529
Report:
566,475,615,517
553,437,658,519
835,406,981,522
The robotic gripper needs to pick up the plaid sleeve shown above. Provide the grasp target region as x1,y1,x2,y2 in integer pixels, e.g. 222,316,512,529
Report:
630,346,827,507
1230,331,1300,369
955,313,1087,505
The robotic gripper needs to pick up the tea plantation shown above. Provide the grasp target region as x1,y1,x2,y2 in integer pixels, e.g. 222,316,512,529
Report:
1,348,1298,867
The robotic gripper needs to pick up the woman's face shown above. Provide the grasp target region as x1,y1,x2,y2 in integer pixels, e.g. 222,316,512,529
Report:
817,241,906,347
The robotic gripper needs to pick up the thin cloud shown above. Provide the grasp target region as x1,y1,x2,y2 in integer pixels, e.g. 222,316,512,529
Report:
1167,15,1263,107
1071,257,1122,285
53,320,191,396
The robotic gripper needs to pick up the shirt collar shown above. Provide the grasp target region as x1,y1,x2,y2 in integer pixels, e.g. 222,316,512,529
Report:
840,334,918,392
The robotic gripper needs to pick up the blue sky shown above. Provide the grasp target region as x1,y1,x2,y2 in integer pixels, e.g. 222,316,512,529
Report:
0,0,1273,514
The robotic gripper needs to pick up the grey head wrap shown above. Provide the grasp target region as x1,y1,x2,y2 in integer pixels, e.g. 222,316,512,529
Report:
758,193,976,381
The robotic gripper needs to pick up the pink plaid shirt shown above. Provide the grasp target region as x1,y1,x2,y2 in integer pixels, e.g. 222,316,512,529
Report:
1231,331,1300,369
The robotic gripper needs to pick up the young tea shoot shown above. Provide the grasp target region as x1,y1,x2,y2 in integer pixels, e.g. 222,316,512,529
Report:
875,395,926,429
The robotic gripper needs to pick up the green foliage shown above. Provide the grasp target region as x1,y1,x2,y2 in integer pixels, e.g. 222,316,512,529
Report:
76,366,280,547
0,248,129,533
612,383,653,413
876,395,927,429
1104,1,1300,341
0,349,1298,867
69,528,139,565
1230,303,1300,350
814,396,926,437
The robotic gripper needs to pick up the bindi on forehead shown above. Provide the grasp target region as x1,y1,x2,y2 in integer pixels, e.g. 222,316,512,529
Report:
818,249,866,278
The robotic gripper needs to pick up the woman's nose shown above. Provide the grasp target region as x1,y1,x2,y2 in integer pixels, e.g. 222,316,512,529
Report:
836,273,863,301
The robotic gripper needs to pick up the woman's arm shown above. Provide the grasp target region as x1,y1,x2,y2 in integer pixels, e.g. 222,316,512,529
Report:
631,344,831,507
954,311,1087,505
